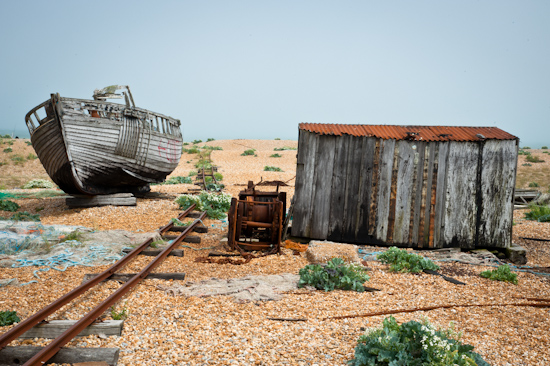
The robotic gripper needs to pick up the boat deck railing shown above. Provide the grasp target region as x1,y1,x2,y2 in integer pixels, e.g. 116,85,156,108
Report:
26,95,181,139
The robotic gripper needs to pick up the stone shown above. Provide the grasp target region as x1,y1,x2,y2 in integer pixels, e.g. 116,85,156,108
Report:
505,243,527,265
305,241,361,264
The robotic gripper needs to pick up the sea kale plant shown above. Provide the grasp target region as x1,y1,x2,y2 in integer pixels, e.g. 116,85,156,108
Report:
22,179,55,189
0,311,20,326
298,257,369,292
175,191,231,219
0,199,20,212
524,204,550,223
480,265,518,284
377,246,440,273
348,316,490,366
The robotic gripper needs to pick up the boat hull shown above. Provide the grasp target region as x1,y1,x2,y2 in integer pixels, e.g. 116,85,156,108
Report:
26,94,182,195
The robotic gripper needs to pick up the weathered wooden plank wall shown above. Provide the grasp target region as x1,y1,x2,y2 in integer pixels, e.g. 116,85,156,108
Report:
478,140,517,248
309,135,336,238
292,130,319,238
375,139,395,242
443,142,479,247
327,135,350,241
291,131,518,249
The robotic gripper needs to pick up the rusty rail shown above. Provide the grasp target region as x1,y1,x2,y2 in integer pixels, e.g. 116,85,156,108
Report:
0,205,198,361
23,210,206,366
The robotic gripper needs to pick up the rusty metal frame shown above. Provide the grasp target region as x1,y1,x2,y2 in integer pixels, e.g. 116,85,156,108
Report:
0,204,197,355
229,199,283,253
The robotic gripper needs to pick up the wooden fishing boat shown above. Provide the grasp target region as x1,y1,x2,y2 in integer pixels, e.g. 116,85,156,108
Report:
25,85,182,195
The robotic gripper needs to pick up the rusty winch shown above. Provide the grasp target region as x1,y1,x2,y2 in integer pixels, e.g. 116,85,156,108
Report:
227,181,286,253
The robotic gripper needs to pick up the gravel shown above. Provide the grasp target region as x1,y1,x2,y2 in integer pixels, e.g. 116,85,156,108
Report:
1,139,550,366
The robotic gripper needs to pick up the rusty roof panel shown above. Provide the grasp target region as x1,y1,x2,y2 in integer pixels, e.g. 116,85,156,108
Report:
299,123,518,142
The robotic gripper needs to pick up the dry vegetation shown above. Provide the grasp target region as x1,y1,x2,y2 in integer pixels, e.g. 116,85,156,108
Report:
0,137,51,189
1,138,550,366
516,148,550,191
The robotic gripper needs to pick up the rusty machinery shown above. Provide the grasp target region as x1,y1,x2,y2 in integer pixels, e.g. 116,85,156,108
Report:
228,181,286,253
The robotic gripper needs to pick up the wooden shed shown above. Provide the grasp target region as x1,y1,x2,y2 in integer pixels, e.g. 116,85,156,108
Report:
292,123,519,249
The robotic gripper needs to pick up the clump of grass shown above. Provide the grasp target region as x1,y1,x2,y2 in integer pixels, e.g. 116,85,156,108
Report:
206,138,215,142
175,191,231,219
518,149,531,156
298,257,369,292
149,239,166,249
522,163,532,167
522,146,531,149
110,303,129,320
480,265,518,284
170,218,192,227
192,139,202,144
542,146,548,150
270,153,282,158
26,153,37,160
526,154,544,163
1,211,40,222
22,179,54,189
273,146,297,151
0,199,20,212
377,246,440,273
3,148,12,153
264,166,283,172
183,147,200,154
274,137,281,140
241,149,256,156
524,204,550,222
214,172,223,181
0,311,20,326
6,140,13,146
201,145,223,150
188,171,197,177
10,155,25,165
182,142,189,146
529,182,539,187
25,141,32,146
163,176,193,185
59,230,84,243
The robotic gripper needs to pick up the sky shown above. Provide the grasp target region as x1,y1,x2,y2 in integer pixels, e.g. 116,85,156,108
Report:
0,0,549,147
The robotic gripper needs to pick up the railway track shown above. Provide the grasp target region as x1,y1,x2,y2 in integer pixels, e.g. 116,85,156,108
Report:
0,204,206,366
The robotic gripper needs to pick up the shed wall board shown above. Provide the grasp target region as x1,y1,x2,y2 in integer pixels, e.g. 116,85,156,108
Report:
291,131,318,237
342,136,364,243
355,137,376,241
375,139,396,241
433,142,449,248
410,141,427,246
392,140,416,244
327,134,350,241
309,135,336,239
478,139,518,248
443,142,479,248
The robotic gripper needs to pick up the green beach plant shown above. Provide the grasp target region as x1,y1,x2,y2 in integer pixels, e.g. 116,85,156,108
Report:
377,246,440,273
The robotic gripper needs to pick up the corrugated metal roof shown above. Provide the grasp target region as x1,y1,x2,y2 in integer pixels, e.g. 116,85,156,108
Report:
299,123,518,142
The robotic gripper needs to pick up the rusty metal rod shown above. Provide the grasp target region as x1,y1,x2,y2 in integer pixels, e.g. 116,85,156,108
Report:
0,205,195,350
323,302,550,320
23,211,207,366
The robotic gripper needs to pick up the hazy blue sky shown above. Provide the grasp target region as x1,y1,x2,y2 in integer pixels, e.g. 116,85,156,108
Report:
1,1,548,146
